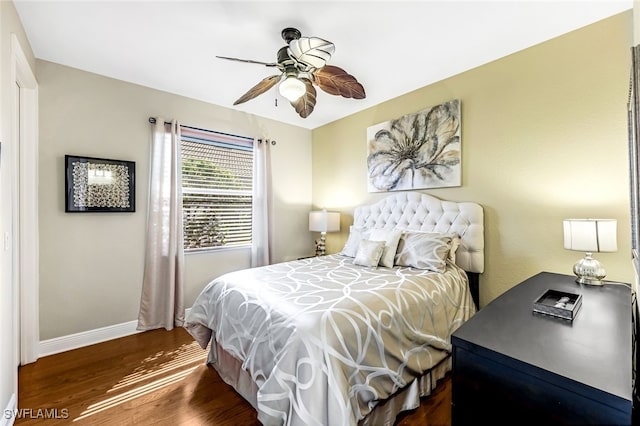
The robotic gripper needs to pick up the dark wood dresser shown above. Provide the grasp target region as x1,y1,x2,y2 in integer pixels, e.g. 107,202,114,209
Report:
451,271,632,425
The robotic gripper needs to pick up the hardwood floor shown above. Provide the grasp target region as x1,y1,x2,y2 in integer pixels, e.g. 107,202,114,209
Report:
17,328,451,425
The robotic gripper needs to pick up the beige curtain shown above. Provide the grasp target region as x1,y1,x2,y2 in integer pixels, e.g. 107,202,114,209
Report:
251,138,273,267
137,118,185,330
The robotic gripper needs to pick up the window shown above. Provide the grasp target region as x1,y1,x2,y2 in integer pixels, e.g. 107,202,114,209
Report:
180,125,253,251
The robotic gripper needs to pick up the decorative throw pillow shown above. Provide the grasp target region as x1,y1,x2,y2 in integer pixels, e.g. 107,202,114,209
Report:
340,226,370,257
353,239,386,268
394,232,453,273
368,228,403,268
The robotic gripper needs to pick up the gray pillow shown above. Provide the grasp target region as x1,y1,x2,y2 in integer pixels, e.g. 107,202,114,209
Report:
394,232,453,272
353,239,386,268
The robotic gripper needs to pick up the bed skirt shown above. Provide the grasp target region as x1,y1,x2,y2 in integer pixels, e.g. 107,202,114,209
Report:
207,339,451,426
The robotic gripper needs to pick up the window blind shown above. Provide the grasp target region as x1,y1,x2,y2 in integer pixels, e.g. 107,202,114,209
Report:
180,126,253,251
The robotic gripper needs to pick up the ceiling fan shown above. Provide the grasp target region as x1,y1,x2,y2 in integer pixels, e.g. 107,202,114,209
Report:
217,27,366,118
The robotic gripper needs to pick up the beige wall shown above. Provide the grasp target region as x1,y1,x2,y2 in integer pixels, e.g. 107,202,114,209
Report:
37,60,313,340
635,1,640,45
312,11,634,307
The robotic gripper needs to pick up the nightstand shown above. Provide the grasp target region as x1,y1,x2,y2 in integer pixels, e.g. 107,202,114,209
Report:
451,271,633,425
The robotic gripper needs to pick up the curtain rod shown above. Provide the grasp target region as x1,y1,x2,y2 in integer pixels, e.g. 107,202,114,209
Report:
148,117,166,124
148,117,275,144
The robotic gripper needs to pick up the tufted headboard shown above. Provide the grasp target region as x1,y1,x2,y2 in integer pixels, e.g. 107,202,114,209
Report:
353,192,485,274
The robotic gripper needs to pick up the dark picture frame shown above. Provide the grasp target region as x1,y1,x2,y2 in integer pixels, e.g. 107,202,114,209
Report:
65,155,135,212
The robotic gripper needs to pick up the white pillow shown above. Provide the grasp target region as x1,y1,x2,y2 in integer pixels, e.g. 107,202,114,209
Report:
340,226,370,257
394,232,453,272
368,228,403,268
353,239,386,268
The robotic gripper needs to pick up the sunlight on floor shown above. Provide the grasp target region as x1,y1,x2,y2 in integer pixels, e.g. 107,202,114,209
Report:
73,341,206,422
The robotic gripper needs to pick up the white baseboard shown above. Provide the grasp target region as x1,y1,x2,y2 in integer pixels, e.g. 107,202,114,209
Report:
38,320,142,358
1,393,16,426
38,309,192,358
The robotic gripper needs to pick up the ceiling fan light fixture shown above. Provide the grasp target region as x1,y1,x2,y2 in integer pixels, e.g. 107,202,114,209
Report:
279,75,306,102
219,27,365,117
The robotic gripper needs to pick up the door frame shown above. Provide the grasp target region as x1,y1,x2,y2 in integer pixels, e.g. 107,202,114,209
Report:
11,33,39,366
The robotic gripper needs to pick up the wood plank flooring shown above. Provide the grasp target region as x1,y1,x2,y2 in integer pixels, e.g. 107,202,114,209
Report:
17,327,451,425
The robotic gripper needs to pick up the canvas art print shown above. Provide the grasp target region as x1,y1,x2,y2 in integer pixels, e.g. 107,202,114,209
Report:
366,99,461,192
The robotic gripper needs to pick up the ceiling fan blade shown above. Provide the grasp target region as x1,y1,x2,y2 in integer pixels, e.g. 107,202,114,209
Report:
233,75,281,105
216,56,278,67
288,37,335,69
313,65,366,99
291,79,317,118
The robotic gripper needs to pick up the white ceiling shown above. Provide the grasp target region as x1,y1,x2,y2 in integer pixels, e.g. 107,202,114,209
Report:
14,0,633,130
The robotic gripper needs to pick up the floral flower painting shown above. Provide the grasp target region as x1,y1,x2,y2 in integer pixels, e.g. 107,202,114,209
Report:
366,99,461,192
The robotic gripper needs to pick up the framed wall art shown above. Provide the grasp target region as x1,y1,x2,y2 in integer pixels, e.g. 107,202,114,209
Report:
366,99,461,192
65,155,135,212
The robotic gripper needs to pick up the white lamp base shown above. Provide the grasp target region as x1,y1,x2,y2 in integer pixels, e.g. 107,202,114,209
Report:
573,252,606,286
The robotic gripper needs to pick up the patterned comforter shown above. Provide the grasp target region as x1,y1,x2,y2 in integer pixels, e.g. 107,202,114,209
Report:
184,254,476,426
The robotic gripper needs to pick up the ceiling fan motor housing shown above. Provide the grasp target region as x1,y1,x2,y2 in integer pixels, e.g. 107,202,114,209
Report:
277,46,292,65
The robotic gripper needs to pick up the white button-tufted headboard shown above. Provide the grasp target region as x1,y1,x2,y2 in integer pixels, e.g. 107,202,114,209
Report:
353,192,484,274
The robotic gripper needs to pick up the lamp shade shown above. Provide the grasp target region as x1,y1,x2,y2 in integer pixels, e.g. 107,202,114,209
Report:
309,210,340,233
563,219,617,253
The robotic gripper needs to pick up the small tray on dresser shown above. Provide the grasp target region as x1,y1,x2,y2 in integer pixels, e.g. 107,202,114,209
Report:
533,289,582,321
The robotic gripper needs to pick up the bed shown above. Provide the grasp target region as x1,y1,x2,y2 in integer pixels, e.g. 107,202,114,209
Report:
184,192,484,425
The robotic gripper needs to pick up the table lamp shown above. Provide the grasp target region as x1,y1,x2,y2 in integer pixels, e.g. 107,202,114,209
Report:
563,218,617,285
309,210,340,256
